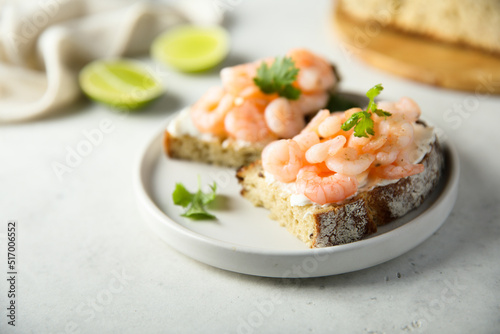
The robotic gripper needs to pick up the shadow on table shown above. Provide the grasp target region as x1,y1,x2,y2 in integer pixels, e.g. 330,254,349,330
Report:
126,91,184,120
0,98,91,126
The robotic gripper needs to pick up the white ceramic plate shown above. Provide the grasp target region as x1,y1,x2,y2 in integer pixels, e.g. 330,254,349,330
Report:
135,119,459,278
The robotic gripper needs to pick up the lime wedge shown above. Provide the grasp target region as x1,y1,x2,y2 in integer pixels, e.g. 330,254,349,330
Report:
79,59,163,110
151,25,229,73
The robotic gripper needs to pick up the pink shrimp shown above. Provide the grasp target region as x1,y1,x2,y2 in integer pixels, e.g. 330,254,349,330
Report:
290,91,330,115
318,113,344,138
264,97,305,138
374,163,424,180
295,165,358,205
191,86,234,136
396,146,421,165
347,133,371,151
305,135,346,164
300,109,330,135
375,101,397,115
395,97,421,122
224,101,274,142
392,121,414,148
262,139,304,183
292,132,320,152
325,147,375,176
378,118,414,149
374,144,399,166
361,135,388,153
220,62,259,97
377,97,421,123
287,49,337,93
373,142,424,179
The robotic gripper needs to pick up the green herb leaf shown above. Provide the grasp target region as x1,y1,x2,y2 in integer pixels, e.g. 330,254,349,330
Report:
281,84,302,100
354,114,374,138
172,183,194,207
181,196,216,220
341,111,374,138
172,177,217,220
341,84,392,138
366,83,384,113
253,56,301,100
373,109,392,117
340,112,362,131
200,182,217,205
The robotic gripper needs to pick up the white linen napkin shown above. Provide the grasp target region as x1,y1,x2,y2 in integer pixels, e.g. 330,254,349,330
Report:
0,0,222,122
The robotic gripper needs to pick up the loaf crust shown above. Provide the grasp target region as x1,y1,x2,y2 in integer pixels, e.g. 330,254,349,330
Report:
337,0,500,54
236,139,444,247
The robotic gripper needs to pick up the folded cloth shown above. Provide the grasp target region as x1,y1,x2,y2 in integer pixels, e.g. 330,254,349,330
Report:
0,0,222,122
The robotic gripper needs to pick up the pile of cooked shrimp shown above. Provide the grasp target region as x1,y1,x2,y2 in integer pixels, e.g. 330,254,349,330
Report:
262,98,426,205
190,49,337,142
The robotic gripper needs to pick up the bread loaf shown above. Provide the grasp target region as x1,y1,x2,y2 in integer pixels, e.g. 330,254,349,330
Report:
338,0,500,53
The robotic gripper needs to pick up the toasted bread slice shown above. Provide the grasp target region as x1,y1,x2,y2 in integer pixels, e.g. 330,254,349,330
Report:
236,139,444,248
164,131,265,168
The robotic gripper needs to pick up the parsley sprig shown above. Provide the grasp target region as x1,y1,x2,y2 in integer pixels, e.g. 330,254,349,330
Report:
253,56,301,100
172,176,217,220
341,84,392,138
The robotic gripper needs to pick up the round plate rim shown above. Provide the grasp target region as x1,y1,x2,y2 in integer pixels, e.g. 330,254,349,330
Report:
135,116,460,277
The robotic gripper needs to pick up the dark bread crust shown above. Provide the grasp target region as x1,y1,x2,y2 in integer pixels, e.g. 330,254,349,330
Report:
364,141,443,226
237,139,444,247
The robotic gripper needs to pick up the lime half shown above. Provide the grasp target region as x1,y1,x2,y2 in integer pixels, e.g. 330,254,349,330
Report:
79,59,163,110
151,25,229,73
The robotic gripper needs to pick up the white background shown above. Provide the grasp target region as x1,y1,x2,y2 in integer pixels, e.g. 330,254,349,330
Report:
1,0,500,333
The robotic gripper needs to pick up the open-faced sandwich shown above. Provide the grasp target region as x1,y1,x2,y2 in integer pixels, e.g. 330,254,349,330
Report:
237,85,444,247
164,49,340,167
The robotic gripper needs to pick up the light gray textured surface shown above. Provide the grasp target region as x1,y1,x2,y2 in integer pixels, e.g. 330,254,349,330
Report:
1,0,500,333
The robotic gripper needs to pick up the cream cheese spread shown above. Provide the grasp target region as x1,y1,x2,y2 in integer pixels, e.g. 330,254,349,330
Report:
167,106,258,148
166,107,201,138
